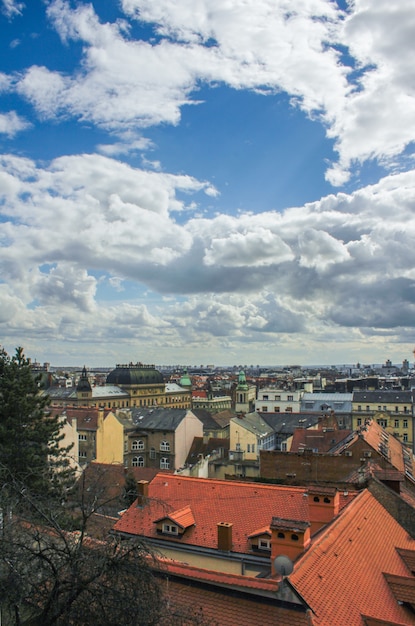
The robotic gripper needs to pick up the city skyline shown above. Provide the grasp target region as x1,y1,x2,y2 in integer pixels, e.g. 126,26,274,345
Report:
1,0,415,367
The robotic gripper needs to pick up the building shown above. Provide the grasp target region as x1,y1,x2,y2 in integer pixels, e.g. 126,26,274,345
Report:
234,370,256,413
352,390,414,450
95,407,203,471
301,392,353,428
45,363,191,411
113,473,415,624
255,387,304,413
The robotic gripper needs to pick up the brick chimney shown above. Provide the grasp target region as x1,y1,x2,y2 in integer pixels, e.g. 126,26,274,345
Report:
217,522,233,551
136,480,149,507
270,518,310,566
308,486,340,534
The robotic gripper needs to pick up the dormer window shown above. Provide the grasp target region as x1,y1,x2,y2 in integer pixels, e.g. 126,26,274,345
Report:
162,523,178,535
258,538,271,550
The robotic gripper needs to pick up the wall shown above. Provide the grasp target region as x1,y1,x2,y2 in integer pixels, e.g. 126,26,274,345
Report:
175,410,204,469
96,411,124,464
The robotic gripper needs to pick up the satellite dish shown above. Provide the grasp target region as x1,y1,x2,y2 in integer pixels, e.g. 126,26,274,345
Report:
273,555,294,577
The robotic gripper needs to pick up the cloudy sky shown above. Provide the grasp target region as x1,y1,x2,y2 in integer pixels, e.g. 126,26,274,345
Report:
1,0,414,368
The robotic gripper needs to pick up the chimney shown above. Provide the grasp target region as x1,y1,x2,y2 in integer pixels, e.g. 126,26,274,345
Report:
270,518,310,567
217,522,233,551
136,480,149,507
308,487,340,534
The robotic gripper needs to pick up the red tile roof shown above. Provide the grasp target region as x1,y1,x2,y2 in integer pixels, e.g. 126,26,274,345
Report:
290,490,415,625
159,568,312,626
154,505,195,529
114,474,314,554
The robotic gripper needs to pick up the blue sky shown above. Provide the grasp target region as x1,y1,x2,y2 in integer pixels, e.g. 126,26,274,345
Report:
1,0,415,367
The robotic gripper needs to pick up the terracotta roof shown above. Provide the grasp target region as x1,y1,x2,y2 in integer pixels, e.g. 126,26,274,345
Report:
385,573,415,606
291,490,415,625
114,474,312,554
291,428,352,453
397,549,415,575
161,576,312,626
358,420,411,474
154,505,195,529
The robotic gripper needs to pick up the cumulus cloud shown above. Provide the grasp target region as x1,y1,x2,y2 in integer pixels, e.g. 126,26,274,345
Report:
1,148,415,362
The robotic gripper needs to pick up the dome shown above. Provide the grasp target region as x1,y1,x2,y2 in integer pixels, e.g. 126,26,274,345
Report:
106,363,164,386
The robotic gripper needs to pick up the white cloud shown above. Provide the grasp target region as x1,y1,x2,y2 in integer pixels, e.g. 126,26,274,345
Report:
6,0,413,184
0,111,30,136
1,149,415,364
1,0,24,19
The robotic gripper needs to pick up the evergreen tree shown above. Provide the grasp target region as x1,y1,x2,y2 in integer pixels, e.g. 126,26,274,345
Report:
0,347,74,502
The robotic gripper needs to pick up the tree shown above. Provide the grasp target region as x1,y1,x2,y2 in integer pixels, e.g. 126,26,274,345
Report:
0,473,163,626
0,347,74,501
0,468,215,626
123,473,139,508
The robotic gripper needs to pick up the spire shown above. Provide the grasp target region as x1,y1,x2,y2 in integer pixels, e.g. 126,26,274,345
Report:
77,365,92,393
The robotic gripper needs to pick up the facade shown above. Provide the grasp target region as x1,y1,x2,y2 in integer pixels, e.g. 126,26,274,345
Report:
191,392,232,414
95,407,203,471
255,387,304,413
45,363,191,411
300,392,353,429
352,390,414,450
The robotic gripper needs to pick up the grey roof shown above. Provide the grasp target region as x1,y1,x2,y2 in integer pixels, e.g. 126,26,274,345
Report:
191,409,223,430
45,385,128,400
231,413,274,437
301,392,353,412
257,412,321,434
353,390,413,402
165,383,188,393
130,407,190,431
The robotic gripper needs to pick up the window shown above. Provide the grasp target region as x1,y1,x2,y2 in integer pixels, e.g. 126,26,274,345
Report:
79,451,87,459
404,407,409,413
277,532,285,539
395,406,399,412
403,433,408,442
377,419,387,428
236,442,241,451
291,534,299,541
274,406,280,412
162,523,178,534
150,447,156,460
251,443,255,454
403,419,408,428
263,394,269,400
262,406,268,412
258,538,271,550
160,440,170,452
366,406,370,412
275,395,281,401
378,406,381,411
78,434,87,441
357,418,362,426
358,405,362,411
247,444,250,453
287,395,294,401
132,439,144,451
132,456,144,467
160,457,170,469
394,419,400,428
286,407,293,413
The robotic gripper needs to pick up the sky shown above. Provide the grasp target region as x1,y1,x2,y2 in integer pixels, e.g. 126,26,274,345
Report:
0,0,415,368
